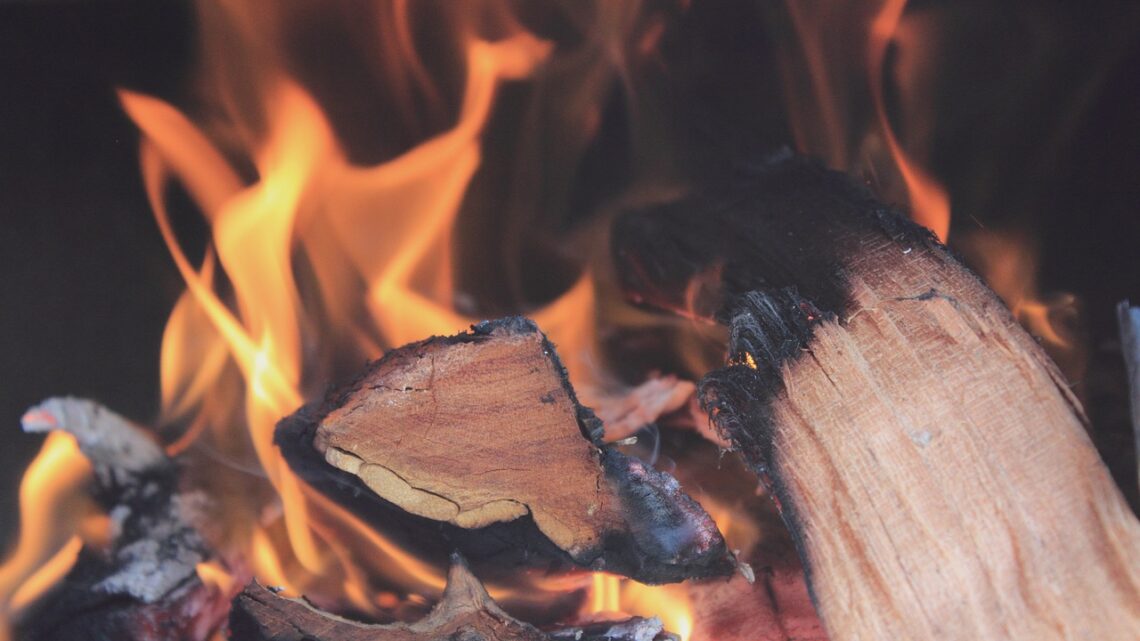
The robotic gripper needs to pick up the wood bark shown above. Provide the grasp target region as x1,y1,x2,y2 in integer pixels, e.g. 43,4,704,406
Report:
276,317,734,584
613,154,1140,640
17,398,233,641
230,554,677,641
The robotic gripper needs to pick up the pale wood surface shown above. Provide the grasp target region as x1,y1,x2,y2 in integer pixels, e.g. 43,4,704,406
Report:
614,157,1140,640
762,239,1140,640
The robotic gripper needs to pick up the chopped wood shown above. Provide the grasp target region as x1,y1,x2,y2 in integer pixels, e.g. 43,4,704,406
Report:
17,398,233,641
277,318,734,584
614,155,1140,640
230,554,677,641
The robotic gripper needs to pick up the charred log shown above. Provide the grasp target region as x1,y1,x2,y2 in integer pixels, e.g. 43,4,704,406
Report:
614,155,1140,640
276,318,734,585
230,554,677,641
16,398,232,641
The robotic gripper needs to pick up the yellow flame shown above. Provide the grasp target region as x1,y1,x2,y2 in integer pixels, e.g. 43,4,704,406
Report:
867,0,950,241
591,573,622,614
780,0,950,241
195,559,239,596
3,1,654,628
584,573,694,641
0,433,93,639
112,13,598,613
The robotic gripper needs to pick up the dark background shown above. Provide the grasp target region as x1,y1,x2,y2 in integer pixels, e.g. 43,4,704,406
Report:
2,0,1139,549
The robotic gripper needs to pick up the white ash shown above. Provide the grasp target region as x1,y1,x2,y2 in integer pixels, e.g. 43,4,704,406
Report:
21,397,166,486
94,496,206,603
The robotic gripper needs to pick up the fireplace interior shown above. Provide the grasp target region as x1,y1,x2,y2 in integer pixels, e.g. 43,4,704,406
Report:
1,1,1139,640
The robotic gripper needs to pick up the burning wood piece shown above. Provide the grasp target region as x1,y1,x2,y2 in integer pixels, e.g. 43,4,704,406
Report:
277,318,734,584
16,398,232,641
230,554,677,641
614,155,1140,640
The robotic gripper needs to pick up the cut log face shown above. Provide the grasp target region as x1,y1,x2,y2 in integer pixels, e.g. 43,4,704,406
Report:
615,155,1140,640
282,318,734,584
230,555,678,641
314,319,609,543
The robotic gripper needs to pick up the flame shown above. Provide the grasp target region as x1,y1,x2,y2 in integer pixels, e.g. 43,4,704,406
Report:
779,0,950,241
867,0,950,241
3,1,697,634
111,3,600,618
957,228,1084,384
195,559,239,596
591,573,622,614
583,573,693,641
0,434,93,640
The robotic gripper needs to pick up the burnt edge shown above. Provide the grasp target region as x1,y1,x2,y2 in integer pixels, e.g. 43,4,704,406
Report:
275,317,733,584
611,153,940,322
612,154,946,605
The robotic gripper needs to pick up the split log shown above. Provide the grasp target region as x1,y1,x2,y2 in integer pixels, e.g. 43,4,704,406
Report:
277,318,733,584
614,154,1140,640
16,398,233,641
230,554,677,641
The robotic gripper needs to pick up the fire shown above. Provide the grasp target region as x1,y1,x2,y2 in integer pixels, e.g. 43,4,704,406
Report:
0,434,93,641
584,573,694,641
867,0,950,242
11,0,618,626
779,0,951,241
4,2,688,637
109,3,603,613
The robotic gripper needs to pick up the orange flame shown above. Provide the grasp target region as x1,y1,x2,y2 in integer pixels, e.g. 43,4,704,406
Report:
583,572,693,641
0,433,93,641
867,0,950,241
779,0,950,241
113,6,598,616
2,1,689,634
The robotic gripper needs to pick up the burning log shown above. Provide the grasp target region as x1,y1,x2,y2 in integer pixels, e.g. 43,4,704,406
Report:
16,398,233,641
614,154,1140,640
230,554,677,641
277,318,734,585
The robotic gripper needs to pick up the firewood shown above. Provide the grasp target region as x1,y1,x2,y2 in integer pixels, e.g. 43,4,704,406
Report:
614,154,1140,640
230,554,678,641
16,398,233,641
276,318,734,585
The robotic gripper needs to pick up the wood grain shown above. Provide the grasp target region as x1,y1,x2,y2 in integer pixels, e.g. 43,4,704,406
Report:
616,155,1140,640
